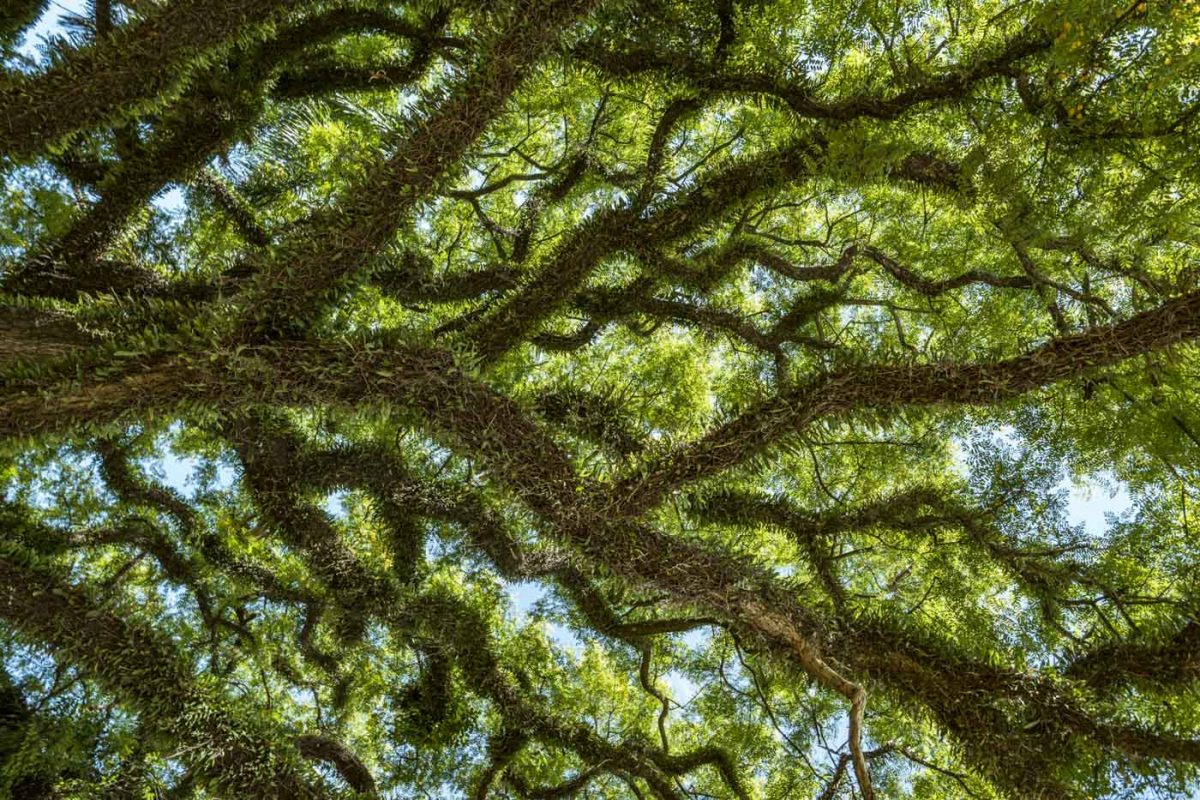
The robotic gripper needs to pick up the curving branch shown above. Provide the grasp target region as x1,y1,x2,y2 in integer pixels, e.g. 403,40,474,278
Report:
294,733,377,797
0,531,330,799
611,288,1200,516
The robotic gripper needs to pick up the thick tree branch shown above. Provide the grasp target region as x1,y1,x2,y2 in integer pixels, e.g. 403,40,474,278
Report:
0,0,299,160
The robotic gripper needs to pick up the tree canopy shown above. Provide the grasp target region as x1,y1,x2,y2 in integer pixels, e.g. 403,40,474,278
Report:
1,0,1199,797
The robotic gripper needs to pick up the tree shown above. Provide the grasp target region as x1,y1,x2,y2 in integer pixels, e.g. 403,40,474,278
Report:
0,0,1198,797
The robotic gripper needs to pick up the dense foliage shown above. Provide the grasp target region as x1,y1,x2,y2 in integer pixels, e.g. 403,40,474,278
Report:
2,0,1200,797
